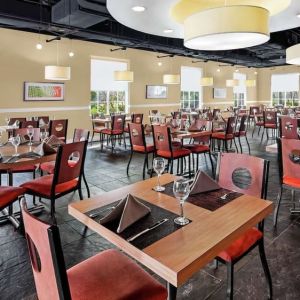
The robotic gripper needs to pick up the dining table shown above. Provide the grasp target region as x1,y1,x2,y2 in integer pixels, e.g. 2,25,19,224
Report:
92,116,132,128
0,142,57,227
69,174,273,300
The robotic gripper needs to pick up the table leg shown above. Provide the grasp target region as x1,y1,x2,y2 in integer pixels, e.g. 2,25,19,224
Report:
167,283,177,300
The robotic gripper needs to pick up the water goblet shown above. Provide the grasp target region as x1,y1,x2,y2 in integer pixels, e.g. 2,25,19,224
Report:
40,131,48,143
153,157,166,192
27,126,34,146
5,117,10,126
173,178,190,226
11,135,21,157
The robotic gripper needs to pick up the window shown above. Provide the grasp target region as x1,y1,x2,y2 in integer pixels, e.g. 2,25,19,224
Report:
233,73,247,107
271,73,299,107
90,58,129,115
180,66,203,109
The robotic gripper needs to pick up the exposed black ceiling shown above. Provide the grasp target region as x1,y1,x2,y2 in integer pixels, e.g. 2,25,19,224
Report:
1,0,300,68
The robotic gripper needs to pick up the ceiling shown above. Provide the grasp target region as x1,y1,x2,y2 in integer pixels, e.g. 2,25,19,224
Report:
0,0,300,68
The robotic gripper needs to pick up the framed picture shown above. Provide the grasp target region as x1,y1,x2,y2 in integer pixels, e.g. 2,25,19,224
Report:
24,82,64,101
213,88,227,99
146,85,167,99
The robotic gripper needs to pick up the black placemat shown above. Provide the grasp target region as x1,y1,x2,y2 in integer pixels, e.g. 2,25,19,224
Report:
161,182,243,211
85,198,190,250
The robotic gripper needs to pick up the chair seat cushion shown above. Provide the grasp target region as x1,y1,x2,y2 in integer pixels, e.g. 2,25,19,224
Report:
93,127,103,133
133,144,154,153
255,122,264,126
283,175,300,189
211,132,234,140
183,144,210,153
101,129,123,135
217,227,263,262
40,161,55,174
21,174,78,197
0,186,26,210
265,124,277,129
67,249,167,300
157,148,191,159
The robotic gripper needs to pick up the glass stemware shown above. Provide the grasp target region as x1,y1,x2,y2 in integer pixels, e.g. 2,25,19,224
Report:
5,117,10,126
40,131,49,143
173,178,190,226
27,126,34,145
153,157,166,192
11,135,20,157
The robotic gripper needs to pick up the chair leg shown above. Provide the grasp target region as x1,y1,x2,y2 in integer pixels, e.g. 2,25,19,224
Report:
252,126,256,138
233,138,239,153
142,153,147,180
273,186,283,227
177,158,180,175
226,262,234,300
170,159,174,174
123,134,127,149
91,131,94,145
50,198,56,224
188,155,191,178
127,151,133,176
180,157,184,175
208,151,215,178
196,153,199,172
266,128,269,141
224,140,229,152
167,283,177,300
245,135,251,154
78,186,84,200
261,128,265,142
82,172,90,198
238,137,243,153
258,239,273,300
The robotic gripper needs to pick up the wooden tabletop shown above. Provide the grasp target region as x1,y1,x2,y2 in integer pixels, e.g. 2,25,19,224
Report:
68,174,273,287
172,130,212,140
0,143,56,171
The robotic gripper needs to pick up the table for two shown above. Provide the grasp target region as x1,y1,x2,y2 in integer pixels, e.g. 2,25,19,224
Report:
69,174,272,300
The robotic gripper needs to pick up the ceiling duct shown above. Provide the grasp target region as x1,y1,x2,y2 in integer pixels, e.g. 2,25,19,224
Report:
52,0,108,28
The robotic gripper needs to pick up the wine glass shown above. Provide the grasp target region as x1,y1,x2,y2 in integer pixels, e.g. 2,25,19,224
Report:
40,131,48,143
185,119,190,131
11,135,20,156
27,126,34,146
153,157,166,192
173,178,190,226
5,117,10,126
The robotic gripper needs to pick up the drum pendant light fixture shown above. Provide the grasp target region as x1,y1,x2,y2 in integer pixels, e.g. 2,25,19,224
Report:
184,5,270,51
163,55,180,85
226,79,239,87
245,79,256,87
114,70,134,82
45,41,71,81
286,44,300,65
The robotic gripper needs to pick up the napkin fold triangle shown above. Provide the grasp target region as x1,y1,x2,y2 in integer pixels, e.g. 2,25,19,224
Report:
99,194,151,233
33,142,57,156
189,170,220,195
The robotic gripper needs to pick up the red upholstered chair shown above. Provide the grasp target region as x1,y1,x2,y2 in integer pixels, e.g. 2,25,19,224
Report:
261,111,278,142
0,186,25,228
234,114,251,154
91,118,105,145
211,116,238,152
8,117,26,126
212,108,220,119
127,123,154,179
20,120,39,128
248,106,260,126
274,138,300,227
20,198,168,300
49,119,68,143
100,114,126,151
124,113,143,134
171,111,181,119
152,125,191,176
21,140,88,222
215,153,272,300
40,129,91,198
37,116,49,124
279,116,299,139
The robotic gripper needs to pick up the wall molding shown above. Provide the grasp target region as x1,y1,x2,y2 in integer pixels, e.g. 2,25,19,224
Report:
0,106,90,113
129,103,180,108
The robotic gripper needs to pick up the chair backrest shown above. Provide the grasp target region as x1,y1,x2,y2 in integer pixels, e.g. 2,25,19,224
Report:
73,128,90,142
238,114,248,133
8,117,26,127
20,120,39,128
171,111,181,119
128,123,146,148
263,111,277,126
150,110,158,115
212,108,220,119
49,119,68,141
20,199,71,300
38,116,50,126
249,106,260,116
14,128,41,142
52,141,87,191
216,153,269,199
132,113,143,124
152,125,172,152
188,119,208,132
111,114,126,131
279,116,299,139
225,116,237,135
278,138,300,183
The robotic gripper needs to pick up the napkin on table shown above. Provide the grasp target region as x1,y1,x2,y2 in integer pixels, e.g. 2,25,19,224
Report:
189,170,220,195
33,142,57,156
99,194,151,233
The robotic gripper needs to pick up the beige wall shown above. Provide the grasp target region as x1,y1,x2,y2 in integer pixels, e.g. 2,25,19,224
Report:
0,27,261,138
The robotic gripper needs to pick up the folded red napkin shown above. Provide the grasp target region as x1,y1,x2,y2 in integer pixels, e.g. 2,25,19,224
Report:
99,194,151,233
45,135,64,146
33,142,57,156
189,170,220,195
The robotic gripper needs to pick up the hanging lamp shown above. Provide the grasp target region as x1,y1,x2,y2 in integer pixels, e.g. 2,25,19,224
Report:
286,44,300,65
163,55,180,84
226,79,239,87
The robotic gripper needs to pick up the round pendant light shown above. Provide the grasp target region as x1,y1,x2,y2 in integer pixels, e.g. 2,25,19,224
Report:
114,70,134,82
200,77,214,86
226,79,239,87
184,6,270,51
45,66,71,81
286,44,300,65
163,74,180,85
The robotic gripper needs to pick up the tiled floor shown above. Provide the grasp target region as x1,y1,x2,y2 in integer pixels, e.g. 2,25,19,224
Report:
1,132,300,300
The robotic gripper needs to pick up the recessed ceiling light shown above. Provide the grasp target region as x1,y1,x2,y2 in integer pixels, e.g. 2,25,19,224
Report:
69,51,74,57
297,13,300,18
158,62,162,67
131,6,146,12
164,29,173,33
36,43,42,50
254,71,258,75
217,68,221,73
235,69,239,72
